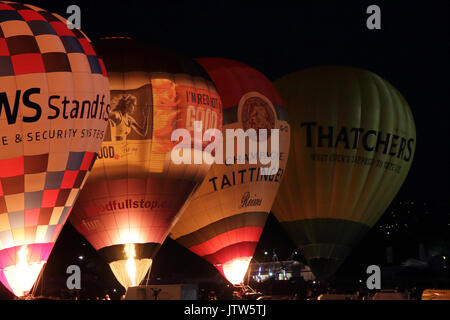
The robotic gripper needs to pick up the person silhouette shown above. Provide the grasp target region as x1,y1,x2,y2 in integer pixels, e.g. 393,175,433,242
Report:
151,288,162,300
272,249,278,262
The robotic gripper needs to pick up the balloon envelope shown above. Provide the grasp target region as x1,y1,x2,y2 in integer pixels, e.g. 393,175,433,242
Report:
0,2,109,296
69,39,222,289
170,58,290,284
272,66,416,279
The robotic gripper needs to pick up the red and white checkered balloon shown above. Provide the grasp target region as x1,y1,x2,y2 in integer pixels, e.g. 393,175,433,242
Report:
0,1,109,297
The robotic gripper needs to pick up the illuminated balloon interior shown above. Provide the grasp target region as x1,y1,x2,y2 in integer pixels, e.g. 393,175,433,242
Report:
2,246,45,297
108,243,153,290
221,257,252,285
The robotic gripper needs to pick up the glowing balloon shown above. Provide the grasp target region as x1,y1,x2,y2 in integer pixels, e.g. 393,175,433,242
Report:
0,2,109,296
69,38,222,289
272,66,416,279
170,58,290,285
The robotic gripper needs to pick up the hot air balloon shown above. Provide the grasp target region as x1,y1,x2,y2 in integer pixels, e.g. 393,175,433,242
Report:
69,38,222,290
0,2,109,297
169,58,290,285
272,66,416,279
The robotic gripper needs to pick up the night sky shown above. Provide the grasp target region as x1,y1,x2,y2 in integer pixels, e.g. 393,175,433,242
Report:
0,0,448,298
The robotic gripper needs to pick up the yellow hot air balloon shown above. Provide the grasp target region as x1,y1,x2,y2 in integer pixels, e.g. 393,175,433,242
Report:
69,38,222,290
272,66,416,279
0,2,109,297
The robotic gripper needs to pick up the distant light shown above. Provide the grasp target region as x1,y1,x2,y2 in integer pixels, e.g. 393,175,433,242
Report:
113,289,117,292
359,280,362,283
78,256,84,260
313,281,316,284
443,256,447,260
264,251,268,255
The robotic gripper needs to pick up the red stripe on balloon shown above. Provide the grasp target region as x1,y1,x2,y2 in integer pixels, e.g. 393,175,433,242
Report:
202,241,259,266
189,226,263,257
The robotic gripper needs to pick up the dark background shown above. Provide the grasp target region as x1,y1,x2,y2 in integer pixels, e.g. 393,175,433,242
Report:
1,0,448,298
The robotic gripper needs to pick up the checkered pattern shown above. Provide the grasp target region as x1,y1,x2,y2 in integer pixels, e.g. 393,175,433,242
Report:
0,151,96,250
0,2,108,296
0,1,107,77
0,1,107,252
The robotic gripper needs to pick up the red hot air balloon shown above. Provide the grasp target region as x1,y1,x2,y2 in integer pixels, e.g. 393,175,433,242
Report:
170,58,290,285
0,2,109,297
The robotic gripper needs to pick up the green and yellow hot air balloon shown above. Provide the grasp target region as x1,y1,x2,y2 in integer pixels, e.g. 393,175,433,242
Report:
272,66,416,279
